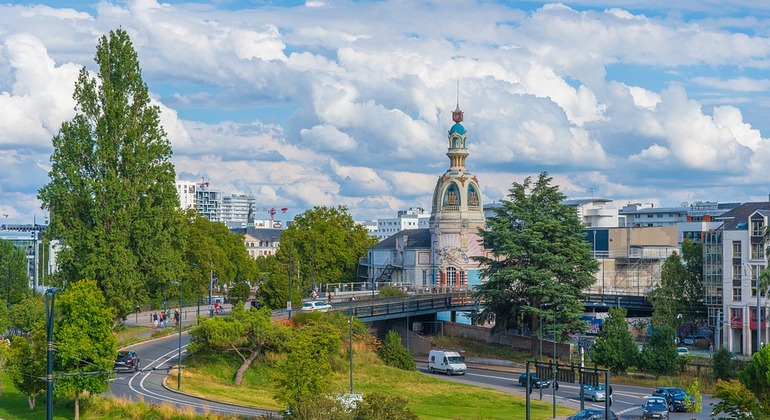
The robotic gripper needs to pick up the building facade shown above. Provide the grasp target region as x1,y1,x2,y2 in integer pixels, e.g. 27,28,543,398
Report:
360,207,431,241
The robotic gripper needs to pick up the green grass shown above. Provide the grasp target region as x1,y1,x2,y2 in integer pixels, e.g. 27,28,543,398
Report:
175,345,572,419
115,324,154,347
0,371,73,420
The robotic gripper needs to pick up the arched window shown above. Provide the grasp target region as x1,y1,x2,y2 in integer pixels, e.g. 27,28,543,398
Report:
468,184,480,208
446,267,457,286
442,183,461,210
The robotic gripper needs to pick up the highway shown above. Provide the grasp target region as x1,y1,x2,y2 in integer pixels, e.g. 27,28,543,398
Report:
418,364,729,419
109,332,276,419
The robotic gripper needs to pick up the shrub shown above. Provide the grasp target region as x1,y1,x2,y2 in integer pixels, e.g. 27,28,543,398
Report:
376,330,415,371
378,286,407,298
712,347,736,381
352,393,417,420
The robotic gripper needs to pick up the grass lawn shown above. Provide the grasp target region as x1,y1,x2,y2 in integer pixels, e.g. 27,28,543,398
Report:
0,371,74,420
173,347,572,419
115,324,153,347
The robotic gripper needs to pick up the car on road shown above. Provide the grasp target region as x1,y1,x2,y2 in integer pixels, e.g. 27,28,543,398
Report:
301,300,332,312
566,408,618,420
652,387,694,412
518,373,550,388
683,334,708,346
580,384,608,402
677,347,690,356
642,396,669,419
114,350,140,373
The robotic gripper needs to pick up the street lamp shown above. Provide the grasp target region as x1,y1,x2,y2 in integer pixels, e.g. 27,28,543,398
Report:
349,297,356,395
45,287,60,420
172,280,183,390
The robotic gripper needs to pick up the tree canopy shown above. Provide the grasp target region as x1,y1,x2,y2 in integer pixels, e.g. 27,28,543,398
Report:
471,172,598,336
589,307,638,374
638,325,677,378
0,239,30,306
38,28,183,321
650,239,705,333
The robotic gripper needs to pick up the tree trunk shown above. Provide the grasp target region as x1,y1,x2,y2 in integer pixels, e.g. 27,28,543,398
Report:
28,396,36,409
233,350,259,386
74,390,80,420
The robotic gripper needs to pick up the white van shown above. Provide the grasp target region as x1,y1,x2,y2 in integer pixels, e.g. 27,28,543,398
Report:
428,350,467,375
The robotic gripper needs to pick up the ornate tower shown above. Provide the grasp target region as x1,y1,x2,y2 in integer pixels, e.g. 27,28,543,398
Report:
429,105,486,288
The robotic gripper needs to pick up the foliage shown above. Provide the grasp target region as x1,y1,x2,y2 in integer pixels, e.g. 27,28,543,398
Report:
0,239,30,306
377,285,407,298
254,255,296,310
352,393,418,420
189,305,288,385
83,394,275,420
283,396,351,420
684,378,703,413
650,240,706,333
739,344,770,415
712,346,737,381
0,304,8,336
228,280,251,305
637,324,677,378
589,307,638,374
38,28,183,321
377,330,416,371
278,206,376,287
471,173,598,336
54,279,117,420
6,331,46,409
712,379,767,420
8,294,45,334
273,323,342,413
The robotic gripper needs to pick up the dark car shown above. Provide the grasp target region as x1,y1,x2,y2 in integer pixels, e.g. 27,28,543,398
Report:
518,373,550,388
566,408,618,420
652,387,693,412
642,396,670,419
114,350,140,373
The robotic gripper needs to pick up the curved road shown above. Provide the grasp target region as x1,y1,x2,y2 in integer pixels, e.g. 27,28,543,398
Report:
109,332,276,419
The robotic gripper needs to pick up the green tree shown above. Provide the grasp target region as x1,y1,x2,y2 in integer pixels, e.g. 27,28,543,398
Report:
38,28,183,322
377,330,416,371
739,343,770,414
712,346,737,381
278,206,376,289
6,331,46,409
54,279,117,420
638,325,677,378
378,285,407,298
471,173,598,337
650,240,706,335
712,379,767,420
352,393,417,420
228,280,251,305
254,255,295,310
685,378,703,414
189,305,288,385
589,307,637,374
274,323,342,414
8,294,45,334
0,239,30,306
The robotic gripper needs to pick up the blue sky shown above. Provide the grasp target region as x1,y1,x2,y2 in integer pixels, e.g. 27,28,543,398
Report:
1,0,770,225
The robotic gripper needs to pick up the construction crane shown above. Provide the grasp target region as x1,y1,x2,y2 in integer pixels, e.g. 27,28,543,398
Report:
264,207,289,226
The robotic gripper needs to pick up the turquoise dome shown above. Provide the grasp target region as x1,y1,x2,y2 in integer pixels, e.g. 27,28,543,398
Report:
449,123,466,135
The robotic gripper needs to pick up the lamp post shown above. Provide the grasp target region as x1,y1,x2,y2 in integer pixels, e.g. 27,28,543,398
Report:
349,296,356,395
45,287,60,420
173,280,183,390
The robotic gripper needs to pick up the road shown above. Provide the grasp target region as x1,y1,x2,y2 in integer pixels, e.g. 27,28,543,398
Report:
418,364,728,419
109,332,276,419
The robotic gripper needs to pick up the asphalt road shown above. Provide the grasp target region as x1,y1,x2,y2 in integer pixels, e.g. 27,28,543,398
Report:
418,364,728,419
109,332,276,419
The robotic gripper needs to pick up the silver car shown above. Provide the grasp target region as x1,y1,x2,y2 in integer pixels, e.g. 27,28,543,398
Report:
580,384,608,402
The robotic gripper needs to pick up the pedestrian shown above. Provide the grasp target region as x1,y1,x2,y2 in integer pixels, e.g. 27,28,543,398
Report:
311,289,318,300
152,312,158,329
160,311,167,328
328,292,333,304
709,342,714,353
174,309,180,326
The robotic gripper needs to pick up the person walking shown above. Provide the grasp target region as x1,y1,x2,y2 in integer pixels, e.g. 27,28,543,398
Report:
174,309,180,326
152,312,158,330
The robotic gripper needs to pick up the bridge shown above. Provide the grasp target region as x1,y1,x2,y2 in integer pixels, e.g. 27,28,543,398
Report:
322,291,652,323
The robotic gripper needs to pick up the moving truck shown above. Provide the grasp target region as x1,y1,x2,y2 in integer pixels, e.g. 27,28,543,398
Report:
428,349,467,375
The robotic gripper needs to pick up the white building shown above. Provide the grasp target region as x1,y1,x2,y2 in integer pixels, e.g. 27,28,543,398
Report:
360,207,431,241
563,198,618,228
720,202,770,355
175,180,197,210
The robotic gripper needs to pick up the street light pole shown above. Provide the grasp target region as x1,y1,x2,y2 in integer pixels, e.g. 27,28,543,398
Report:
349,297,356,395
177,280,183,390
45,287,60,420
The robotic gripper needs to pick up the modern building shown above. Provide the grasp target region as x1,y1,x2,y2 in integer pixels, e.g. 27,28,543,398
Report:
563,198,618,228
222,194,256,228
360,207,430,241
718,202,770,355
0,225,48,290
363,105,489,290
175,180,197,210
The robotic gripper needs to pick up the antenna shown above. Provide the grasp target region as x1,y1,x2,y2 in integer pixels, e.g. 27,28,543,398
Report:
456,78,460,108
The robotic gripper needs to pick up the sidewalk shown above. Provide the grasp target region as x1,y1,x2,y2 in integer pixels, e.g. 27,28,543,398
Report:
119,303,233,343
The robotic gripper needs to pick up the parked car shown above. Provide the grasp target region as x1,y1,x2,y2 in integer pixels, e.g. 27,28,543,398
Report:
566,408,618,420
301,300,332,312
683,334,708,346
114,350,140,373
518,373,550,388
677,347,690,356
642,396,670,419
580,384,608,402
428,349,467,375
652,387,694,412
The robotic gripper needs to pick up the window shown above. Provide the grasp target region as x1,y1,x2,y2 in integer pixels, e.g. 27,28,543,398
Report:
752,287,757,298
751,244,765,259
733,265,742,280
751,220,764,236
422,270,428,286
733,241,742,259
446,267,457,286
733,287,742,301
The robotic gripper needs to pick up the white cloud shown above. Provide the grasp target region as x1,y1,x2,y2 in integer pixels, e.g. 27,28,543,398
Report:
692,76,770,92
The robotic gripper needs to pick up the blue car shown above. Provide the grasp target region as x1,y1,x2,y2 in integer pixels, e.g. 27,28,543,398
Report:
652,387,694,412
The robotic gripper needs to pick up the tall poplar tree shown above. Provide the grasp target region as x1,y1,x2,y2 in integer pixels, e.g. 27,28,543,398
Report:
38,28,183,321
471,172,598,337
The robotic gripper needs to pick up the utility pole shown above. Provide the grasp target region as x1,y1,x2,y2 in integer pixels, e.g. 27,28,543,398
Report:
715,309,721,351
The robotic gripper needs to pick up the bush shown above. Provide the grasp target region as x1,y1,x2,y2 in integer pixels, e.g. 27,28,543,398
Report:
712,347,736,381
376,330,415,371
378,286,407,298
352,393,417,420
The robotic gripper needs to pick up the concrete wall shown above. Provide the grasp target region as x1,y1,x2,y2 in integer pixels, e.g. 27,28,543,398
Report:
443,322,572,361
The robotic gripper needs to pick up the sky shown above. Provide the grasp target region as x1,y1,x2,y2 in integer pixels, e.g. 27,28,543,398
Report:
2,0,770,226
